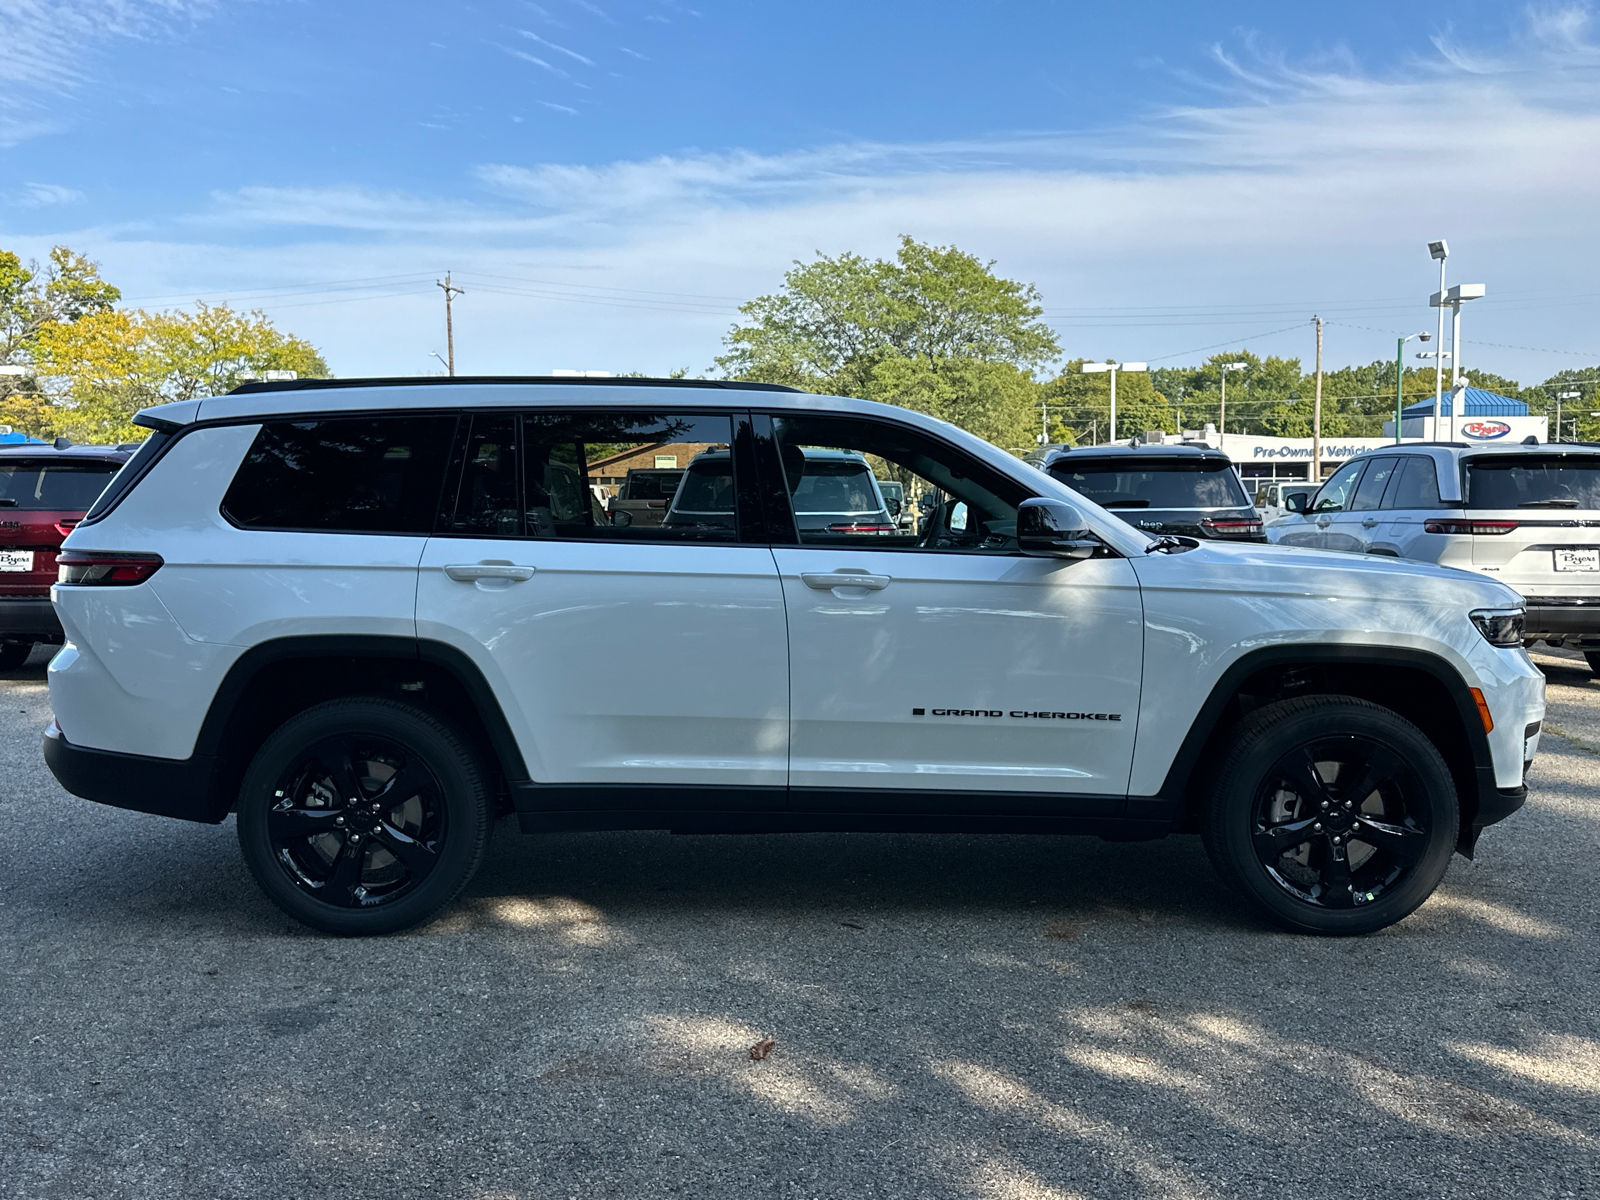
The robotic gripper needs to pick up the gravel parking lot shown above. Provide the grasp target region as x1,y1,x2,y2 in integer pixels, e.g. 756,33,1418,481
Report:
1,645,1597,1200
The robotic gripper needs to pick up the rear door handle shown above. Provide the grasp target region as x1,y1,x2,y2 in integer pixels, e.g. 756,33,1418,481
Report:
802,572,891,592
1361,518,1380,528
444,563,536,582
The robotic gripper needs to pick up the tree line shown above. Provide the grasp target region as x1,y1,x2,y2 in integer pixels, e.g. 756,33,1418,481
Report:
5,238,1594,449
0,247,327,443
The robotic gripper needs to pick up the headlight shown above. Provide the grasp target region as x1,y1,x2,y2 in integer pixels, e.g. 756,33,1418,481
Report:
1470,608,1525,648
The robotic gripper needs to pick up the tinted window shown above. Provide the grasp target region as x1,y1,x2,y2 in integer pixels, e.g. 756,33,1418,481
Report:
223,416,457,534
1382,457,1442,509
1350,457,1398,511
1311,460,1366,513
1466,456,1600,510
0,459,121,511
771,414,1024,551
445,412,739,542
1048,460,1249,509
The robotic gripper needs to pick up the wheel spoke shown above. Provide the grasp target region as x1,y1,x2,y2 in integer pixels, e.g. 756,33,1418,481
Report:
371,821,437,873
1351,816,1428,865
1319,842,1355,907
1253,817,1319,866
307,736,367,805
1334,745,1404,809
1284,748,1338,809
267,805,342,840
321,836,367,903
372,761,431,809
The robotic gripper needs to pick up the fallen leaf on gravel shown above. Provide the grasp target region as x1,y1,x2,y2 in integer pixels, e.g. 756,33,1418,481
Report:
1127,999,1156,1013
748,1039,776,1061
1045,920,1081,941
840,921,865,931
204,968,219,976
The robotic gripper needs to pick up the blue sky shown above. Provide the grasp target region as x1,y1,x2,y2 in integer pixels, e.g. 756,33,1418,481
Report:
4,1,1600,384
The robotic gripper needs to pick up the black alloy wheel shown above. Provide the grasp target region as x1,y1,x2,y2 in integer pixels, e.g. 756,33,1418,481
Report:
1203,695,1458,935
237,697,491,935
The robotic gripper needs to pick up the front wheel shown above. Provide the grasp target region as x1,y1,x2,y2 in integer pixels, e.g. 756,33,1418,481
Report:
1584,650,1600,677
1202,696,1458,935
237,697,492,935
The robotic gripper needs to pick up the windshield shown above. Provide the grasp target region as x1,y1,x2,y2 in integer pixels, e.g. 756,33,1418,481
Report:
1466,456,1600,509
792,461,882,514
671,460,735,512
1049,460,1250,509
0,460,121,511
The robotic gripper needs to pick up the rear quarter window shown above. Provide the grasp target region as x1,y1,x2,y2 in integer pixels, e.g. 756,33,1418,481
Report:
222,416,458,534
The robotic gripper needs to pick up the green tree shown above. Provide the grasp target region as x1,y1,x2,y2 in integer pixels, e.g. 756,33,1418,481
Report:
0,246,121,434
717,236,1059,449
35,302,330,442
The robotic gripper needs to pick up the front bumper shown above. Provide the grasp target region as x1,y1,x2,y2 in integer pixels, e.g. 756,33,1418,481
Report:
42,720,225,823
0,597,62,640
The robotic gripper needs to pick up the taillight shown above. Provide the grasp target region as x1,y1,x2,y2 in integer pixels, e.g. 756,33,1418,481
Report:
827,522,896,534
1424,520,1518,535
1201,518,1264,539
56,550,164,586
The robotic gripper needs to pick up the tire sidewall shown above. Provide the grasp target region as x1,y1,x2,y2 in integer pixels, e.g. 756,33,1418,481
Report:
1206,699,1459,935
237,698,489,935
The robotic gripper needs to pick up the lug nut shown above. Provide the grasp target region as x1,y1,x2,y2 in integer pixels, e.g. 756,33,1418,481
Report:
335,817,345,826
1313,822,1322,831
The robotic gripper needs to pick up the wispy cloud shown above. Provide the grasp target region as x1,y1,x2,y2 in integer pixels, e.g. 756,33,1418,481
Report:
618,45,647,59
567,0,614,23
538,100,579,115
517,28,594,66
9,182,86,207
497,44,570,78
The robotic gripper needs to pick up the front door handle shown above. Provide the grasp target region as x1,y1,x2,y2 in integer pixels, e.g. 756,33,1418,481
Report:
801,571,891,592
444,562,536,583
1361,518,1380,528
1316,517,1333,527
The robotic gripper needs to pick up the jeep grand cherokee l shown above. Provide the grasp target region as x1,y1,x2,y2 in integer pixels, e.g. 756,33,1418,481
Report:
41,378,1544,937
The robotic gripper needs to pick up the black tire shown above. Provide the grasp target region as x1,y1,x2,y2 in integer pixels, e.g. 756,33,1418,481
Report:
0,641,32,670
236,697,492,935
1585,650,1600,677
1201,695,1459,936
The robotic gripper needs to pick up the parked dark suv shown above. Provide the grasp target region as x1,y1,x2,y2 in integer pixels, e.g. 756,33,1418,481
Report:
0,441,133,667
1033,445,1266,542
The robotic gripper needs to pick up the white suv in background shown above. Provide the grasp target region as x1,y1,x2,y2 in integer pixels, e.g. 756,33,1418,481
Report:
1268,442,1600,672
43,378,1543,937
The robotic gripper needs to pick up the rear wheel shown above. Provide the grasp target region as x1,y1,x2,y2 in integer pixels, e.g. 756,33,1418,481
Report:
1584,650,1600,677
1202,696,1458,935
236,697,492,935
0,641,32,670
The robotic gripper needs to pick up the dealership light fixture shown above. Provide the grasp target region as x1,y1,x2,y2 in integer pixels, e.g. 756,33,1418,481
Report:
1079,360,1147,442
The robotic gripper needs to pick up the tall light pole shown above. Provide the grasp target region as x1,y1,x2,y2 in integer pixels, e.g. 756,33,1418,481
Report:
1557,390,1580,444
1396,332,1431,443
1313,317,1323,483
1080,360,1148,443
1443,283,1485,391
1428,240,1448,441
1218,362,1247,450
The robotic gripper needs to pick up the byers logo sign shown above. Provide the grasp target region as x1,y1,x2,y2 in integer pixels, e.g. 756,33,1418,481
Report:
1461,420,1512,441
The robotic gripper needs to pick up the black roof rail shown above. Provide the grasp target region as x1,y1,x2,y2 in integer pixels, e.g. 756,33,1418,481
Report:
226,375,805,396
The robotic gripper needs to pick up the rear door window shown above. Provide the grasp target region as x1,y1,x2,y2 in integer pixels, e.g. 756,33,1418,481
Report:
1349,457,1399,511
1466,456,1600,509
0,459,122,511
1381,457,1442,509
1048,460,1250,509
222,416,458,534
444,411,742,542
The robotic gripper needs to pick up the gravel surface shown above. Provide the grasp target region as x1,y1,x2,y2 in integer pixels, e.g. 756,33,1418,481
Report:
2,643,1597,1200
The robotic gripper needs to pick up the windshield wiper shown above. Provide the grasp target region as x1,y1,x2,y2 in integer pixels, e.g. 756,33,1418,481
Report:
1518,499,1580,507
1101,500,1151,508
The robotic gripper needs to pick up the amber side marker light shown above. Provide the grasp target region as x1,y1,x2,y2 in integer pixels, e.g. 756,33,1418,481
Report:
1469,687,1495,733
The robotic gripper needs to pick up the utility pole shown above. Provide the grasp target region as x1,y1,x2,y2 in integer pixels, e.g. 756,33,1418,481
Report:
436,272,465,376
1312,316,1324,483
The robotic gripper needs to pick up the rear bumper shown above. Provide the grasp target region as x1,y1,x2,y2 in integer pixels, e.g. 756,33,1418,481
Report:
42,720,225,823
0,597,62,640
1523,597,1600,640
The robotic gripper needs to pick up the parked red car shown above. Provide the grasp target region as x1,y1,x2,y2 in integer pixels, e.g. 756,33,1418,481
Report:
0,441,135,669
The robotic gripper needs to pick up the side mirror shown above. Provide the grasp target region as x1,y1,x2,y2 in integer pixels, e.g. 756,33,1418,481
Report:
885,497,901,517
610,510,633,528
1018,498,1098,559
1285,492,1310,514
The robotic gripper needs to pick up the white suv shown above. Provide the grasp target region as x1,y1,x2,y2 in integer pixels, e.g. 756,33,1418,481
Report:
1268,442,1600,671
42,379,1544,937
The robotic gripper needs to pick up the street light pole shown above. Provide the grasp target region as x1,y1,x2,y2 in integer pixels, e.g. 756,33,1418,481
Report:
1080,360,1147,443
1429,241,1448,441
1218,362,1247,451
1557,390,1580,444
1396,332,1432,444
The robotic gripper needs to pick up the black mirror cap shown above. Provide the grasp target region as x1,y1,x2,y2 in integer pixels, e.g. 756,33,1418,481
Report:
1285,492,1311,513
1018,497,1097,558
